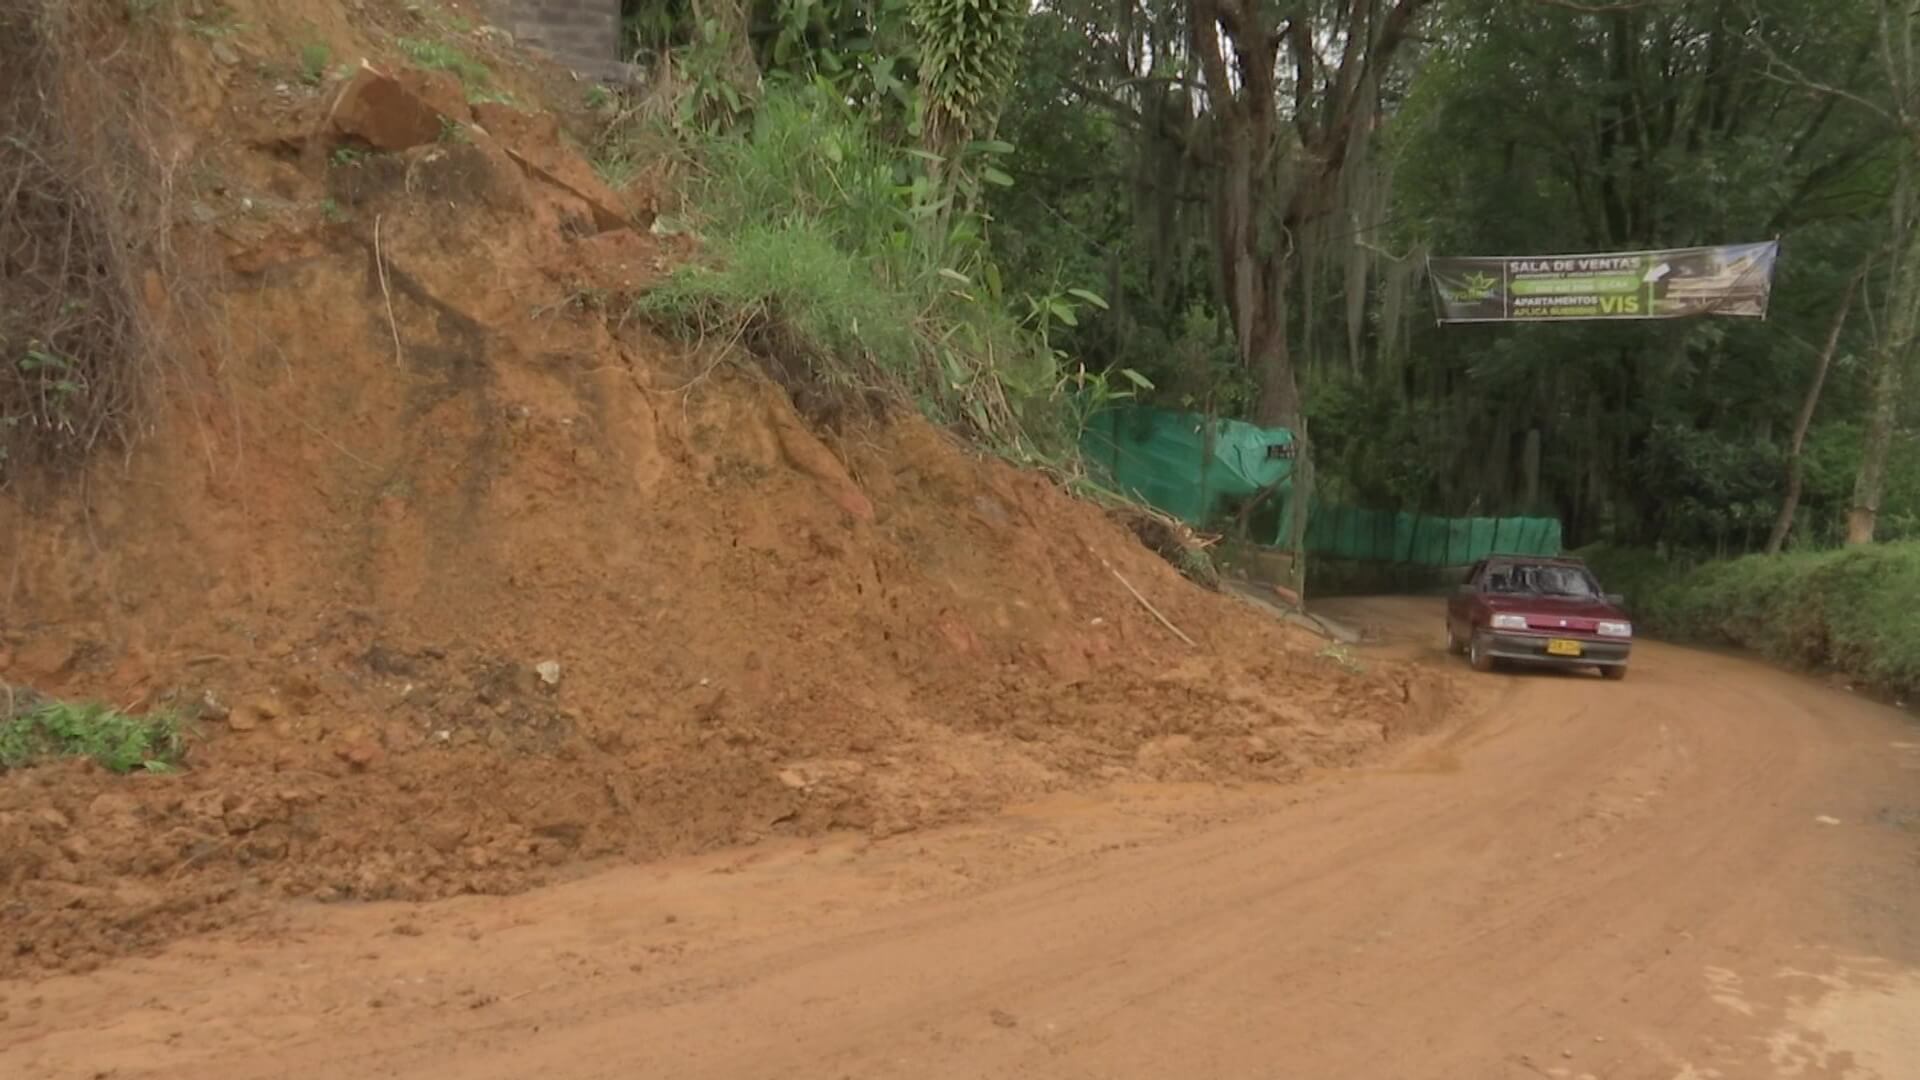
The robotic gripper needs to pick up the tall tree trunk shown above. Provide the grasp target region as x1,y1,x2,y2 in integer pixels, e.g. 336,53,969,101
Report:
1190,0,1431,431
1851,1,1920,544
1847,344,1904,543
1251,259,1300,426
1768,271,1861,553
1852,143,1920,544
1186,0,1432,597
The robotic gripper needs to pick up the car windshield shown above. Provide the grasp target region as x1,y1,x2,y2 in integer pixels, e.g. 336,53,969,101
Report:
1484,564,1598,598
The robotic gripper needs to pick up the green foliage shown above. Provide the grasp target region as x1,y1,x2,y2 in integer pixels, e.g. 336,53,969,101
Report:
641,219,924,385
0,697,184,774
582,91,678,193
909,0,1025,143
1633,424,1794,554
659,13,761,132
397,37,491,88
635,84,1119,458
1583,542,1920,701
298,42,331,84
12,342,89,436
974,0,1920,563
625,0,919,133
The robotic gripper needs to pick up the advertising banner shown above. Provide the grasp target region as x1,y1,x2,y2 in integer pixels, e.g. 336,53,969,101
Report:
1428,241,1778,322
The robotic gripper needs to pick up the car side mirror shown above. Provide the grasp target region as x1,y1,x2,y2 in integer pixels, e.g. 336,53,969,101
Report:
1605,592,1626,608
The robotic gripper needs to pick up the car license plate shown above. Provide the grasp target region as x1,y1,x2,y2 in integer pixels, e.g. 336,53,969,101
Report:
1546,638,1584,657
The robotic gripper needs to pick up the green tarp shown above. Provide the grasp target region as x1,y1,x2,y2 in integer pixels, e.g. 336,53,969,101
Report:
1300,504,1563,567
1082,406,1562,568
1080,406,1296,527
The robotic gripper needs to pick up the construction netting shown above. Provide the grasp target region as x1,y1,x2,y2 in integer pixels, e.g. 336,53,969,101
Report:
1082,406,1562,568
1080,406,1296,526
1300,505,1562,566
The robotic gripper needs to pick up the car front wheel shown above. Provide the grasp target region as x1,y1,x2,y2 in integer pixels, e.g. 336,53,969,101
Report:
1601,664,1627,681
1445,621,1465,655
1468,631,1494,673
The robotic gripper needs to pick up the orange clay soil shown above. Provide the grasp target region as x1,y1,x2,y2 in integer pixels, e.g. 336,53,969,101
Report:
0,0,1453,976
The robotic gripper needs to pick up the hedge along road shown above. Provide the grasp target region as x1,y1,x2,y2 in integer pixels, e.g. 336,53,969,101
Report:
5,599,1918,1080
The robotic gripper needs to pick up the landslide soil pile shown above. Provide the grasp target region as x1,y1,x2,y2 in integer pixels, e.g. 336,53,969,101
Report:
0,0,1452,976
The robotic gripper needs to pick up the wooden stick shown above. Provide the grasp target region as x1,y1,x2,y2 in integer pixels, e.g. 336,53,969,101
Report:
373,213,404,369
1108,564,1197,647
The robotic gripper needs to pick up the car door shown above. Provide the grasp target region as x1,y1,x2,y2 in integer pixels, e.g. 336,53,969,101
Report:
1449,560,1486,635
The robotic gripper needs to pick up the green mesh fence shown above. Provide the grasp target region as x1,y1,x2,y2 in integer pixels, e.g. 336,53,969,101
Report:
1080,406,1296,526
1299,504,1563,566
1082,406,1561,567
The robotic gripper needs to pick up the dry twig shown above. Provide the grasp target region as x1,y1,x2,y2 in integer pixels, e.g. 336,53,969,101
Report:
1106,561,1197,647
373,213,405,370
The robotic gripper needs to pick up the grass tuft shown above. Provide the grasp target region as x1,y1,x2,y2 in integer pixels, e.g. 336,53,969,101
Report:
298,42,331,85
397,36,491,88
0,695,185,773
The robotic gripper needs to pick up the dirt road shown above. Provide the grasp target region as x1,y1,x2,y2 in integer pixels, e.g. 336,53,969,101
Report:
5,598,1917,1079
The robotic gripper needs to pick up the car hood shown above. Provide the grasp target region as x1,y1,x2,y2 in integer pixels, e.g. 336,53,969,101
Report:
1483,595,1626,621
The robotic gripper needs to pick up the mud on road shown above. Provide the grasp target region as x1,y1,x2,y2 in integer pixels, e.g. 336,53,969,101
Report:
4,598,1919,1080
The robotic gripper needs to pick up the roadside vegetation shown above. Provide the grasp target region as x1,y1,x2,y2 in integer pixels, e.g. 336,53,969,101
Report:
601,0,1149,477
599,0,1918,542
586,0,1920,636
0,692,185,773
1585,543,1920,702
632,87,1099,460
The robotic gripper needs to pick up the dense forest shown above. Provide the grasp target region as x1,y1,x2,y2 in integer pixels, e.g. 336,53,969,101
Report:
620,0,1919,556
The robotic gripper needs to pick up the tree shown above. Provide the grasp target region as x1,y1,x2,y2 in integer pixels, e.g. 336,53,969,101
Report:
1347,0,1896,547
1768,268,1861,553
1188,0,1434,429
981,0,1915,554
1772,0,1920,544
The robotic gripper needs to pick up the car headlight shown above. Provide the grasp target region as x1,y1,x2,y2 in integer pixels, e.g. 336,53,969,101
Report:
1597,621,1633,638
1491,614,1529,630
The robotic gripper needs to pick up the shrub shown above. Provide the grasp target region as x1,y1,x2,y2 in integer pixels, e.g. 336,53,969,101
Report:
1,0,164,481
1584,542,1920,700
634,84,1101,458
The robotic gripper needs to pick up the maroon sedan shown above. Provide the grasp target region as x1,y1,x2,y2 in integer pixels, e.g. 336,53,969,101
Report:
1444,555,1633,679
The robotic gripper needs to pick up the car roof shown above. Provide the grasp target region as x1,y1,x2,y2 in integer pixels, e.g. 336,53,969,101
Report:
1485,555,1589,568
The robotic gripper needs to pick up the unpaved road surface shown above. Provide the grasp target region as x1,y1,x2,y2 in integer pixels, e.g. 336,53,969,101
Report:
5,598,1918,1079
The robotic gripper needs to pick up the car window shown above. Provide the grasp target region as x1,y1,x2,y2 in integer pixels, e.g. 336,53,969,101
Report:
1496,564,1598,598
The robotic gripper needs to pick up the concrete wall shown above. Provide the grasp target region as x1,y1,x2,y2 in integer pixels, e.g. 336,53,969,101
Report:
486,0,623,74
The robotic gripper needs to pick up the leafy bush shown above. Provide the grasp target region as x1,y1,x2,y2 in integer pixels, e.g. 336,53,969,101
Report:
0,695,184,773
1584,542,1920,700
635,84,1125,458
643,221,922,385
